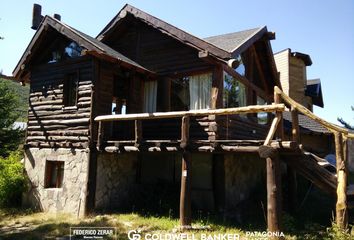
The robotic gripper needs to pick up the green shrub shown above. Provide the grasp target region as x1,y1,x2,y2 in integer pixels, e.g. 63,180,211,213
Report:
0,151,26,207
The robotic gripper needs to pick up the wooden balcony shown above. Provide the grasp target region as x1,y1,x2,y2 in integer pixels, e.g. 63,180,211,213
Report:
94,104,286,153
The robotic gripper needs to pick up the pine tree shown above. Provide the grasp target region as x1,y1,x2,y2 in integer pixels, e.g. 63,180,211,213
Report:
337,106,354,130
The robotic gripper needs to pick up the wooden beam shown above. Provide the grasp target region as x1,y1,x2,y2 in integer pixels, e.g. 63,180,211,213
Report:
180,116,190,149
95,104,285,122
334,132,348,229
211,65,224,109
274,90,284,140
223,64,272,102
250,45,270,93
180,151,192,228
266,152,282,234
134,120,142,147
97,121,103,151
275,86,350,136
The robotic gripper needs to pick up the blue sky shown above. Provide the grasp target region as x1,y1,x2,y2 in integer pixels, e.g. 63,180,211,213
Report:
0,0,353,125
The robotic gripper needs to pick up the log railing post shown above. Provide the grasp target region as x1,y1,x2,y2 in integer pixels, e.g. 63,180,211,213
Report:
97,121,104,151
274,90,284,140
135,120,142,147
334,132,348,229
180,115,190,149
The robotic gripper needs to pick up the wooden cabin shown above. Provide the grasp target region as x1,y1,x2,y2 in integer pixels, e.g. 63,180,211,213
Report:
14,3,353,231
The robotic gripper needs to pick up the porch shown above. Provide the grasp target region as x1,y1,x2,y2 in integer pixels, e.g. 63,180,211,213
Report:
93,86,354,234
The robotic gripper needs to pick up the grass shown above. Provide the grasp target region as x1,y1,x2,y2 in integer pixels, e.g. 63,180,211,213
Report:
0,208,353,240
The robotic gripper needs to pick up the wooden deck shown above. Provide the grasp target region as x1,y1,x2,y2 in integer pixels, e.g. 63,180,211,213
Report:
94,86,354,232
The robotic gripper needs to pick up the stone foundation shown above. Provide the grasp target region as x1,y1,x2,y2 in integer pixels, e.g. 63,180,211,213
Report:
95,153,138,210
224,153,265,210
22,148,89,217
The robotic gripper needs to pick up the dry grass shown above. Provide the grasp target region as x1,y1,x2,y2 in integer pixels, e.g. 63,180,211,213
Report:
0,208,353,240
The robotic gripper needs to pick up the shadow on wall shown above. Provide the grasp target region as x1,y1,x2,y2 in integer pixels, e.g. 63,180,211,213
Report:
22,168,43,212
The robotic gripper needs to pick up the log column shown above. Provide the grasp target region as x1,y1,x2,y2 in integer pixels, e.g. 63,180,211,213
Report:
287,107,299,213
334,132,348,229
179,115,192,228
180,151,192,227
266,151,282,234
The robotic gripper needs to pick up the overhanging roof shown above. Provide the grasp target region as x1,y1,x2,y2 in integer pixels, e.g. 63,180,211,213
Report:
306,79,324,108
97,4,231,60
13,15,152,80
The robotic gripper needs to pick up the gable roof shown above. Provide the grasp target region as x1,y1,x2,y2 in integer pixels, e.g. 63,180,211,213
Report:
13,15,151,80
97,4,231,60
204,27,268,56
306,79,324,108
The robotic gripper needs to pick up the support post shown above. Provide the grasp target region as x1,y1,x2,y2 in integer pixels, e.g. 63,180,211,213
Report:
97,121,104,151
180,116,190,149
334,132,348,229
287,107,299,213
266,152,282,234
135,120,142,147
274,91,284,140
180,151,192,228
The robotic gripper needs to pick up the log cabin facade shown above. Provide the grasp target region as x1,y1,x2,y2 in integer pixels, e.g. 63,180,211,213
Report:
14,4,354,231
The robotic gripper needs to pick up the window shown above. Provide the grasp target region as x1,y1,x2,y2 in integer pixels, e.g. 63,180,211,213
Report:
257,96,268,125
171,77,190,111
45,161,64,188
223,72,247,108
189,73,212,110
170,73,212,111
63,73,78,107
234,55,245,76
143,81,157,113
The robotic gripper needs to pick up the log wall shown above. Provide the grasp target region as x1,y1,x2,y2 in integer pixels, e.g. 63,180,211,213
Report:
27,57,94,148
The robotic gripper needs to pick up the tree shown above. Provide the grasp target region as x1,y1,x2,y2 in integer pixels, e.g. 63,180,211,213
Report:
337,106,354,130
0,80,24,157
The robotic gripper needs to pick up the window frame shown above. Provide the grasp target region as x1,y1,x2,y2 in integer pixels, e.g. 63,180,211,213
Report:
62,71,79,108
44,160,65,188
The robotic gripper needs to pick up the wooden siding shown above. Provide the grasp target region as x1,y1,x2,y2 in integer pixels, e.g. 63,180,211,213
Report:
104,18,212,76
27,57,94,148
274,50,290,95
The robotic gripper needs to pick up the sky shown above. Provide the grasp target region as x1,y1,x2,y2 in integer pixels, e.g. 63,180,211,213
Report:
0,0,353,125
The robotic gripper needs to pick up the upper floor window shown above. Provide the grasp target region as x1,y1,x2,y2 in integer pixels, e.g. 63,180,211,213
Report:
223,72,247,108
48,41,83,64
257,96,268,125
234,55,245,76
170,72,212,111
63,72,78,107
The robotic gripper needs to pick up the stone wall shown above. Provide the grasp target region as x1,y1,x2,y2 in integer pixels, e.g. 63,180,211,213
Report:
22,148,89,217
95,153,138,211
224,153,265,211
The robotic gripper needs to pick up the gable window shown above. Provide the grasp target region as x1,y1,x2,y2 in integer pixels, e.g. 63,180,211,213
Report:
63,72,78,107
234,55,245,76
45,161,64,188
223,72,247,108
